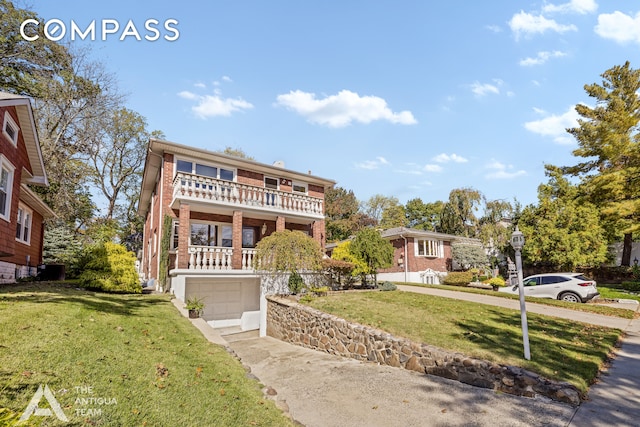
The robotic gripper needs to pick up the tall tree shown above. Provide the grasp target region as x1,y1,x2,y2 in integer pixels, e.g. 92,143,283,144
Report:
404,198,444,231
86,108,155,222
380,201,407,229
518,167,608,270
440,188,482,237
325,186,360,241
478,198,519,258
349,228,394,286
0,0,73,97
361,194,399,225
561,61,640,266
220,146,254,160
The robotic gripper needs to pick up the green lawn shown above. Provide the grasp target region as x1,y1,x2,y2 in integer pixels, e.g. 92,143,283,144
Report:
306,290,623,393
398,282,638,319
0,282,294,427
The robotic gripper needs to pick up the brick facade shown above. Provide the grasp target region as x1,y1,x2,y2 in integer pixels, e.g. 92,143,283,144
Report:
138,139,334,282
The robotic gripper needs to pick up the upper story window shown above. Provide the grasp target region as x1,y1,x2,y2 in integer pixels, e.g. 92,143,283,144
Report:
264,177,278,190
176,159,235,182
0,156,15,221
2,112,19,146
15,203,32,244
416,239,443,258
292,181,307,194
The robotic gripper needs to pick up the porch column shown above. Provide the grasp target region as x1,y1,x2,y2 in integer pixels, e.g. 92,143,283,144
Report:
276,216,285,232
232,211,243,269
312,220,326,249
178,203,190,269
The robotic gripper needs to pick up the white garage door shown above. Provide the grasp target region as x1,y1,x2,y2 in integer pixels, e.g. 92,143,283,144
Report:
210,282,242,320
186,278,259,324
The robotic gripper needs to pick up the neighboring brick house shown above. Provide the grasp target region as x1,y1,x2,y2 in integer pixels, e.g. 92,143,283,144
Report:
138,138,335,334
377,227,483,284
0,92,55,283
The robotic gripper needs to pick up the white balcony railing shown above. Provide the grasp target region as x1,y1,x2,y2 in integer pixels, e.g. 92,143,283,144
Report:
185,246,256,271
173,173,324,217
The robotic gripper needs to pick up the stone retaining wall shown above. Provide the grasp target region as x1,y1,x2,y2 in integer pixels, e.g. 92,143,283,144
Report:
266,296,582,405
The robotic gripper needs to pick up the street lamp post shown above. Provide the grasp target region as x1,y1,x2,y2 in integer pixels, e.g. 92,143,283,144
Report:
511,226,531,360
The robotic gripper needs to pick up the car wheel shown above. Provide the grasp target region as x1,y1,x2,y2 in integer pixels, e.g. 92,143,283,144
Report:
559,292,581,303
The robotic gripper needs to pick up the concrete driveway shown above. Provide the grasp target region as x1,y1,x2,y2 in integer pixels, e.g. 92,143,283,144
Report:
226,332,575,427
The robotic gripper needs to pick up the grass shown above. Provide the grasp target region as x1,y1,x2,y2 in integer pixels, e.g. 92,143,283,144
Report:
306,290,623,393
597,286,640,303
0,282,294,427
398,282,638,319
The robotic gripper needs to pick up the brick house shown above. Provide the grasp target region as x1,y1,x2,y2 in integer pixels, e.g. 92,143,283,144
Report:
0,92,55,283
138,138,335,334
377,227,483,284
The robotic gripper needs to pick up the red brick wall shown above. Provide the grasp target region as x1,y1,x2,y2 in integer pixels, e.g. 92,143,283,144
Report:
237,169,263,187
378,237,451,273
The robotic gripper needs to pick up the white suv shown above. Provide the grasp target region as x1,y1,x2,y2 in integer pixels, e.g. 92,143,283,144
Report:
499,273,599,303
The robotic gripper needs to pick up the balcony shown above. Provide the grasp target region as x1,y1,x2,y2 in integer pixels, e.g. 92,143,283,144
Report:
173,173,324,219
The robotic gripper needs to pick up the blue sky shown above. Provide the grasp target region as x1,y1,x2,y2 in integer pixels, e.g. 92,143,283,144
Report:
29,1,640,209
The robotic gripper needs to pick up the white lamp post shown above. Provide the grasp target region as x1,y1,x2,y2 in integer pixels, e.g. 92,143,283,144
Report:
511,225,531,360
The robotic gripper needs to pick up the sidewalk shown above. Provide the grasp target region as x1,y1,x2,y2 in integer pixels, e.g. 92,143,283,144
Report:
398,285,640,427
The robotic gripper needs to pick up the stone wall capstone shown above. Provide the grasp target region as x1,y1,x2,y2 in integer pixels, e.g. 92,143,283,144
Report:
266,296,582,405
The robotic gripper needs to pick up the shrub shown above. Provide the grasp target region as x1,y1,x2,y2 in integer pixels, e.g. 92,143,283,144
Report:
620,281,640,292
310,286,330,296
442,271,473,286
79,242,142,293
376,281,397,291
299,294,315,304
484,276,506,287
287,271,305,295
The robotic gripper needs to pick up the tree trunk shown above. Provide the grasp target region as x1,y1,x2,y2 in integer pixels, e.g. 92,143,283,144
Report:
621,233,633,266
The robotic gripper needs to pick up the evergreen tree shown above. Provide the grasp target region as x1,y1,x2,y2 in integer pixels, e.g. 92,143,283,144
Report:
561,62,640,265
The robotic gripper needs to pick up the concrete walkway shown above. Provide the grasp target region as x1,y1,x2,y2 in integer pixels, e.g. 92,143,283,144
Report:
172,287,640,427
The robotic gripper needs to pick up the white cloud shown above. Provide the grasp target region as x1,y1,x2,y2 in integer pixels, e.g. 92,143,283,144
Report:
595,11,640,45
355,156,390,170
178,90,254,118
509,11,577,39
470,82,500,97
519,50,567,66
485,160,527,180
193,82,206,89
275,89,417,127
542,0,598,15
524,105,579,144
485,25,502,33
433,153,468,163
423,164,443,172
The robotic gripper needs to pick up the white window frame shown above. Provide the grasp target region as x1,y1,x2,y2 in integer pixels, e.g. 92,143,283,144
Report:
189,221,233,248
292,181,308,194
0,156,15,222
415,239,444,258
174,158,236,182
15,203,32,245
170,220,179,251
2,112,19,146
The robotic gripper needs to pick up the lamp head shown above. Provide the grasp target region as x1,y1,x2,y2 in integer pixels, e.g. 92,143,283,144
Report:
511,225,525,251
